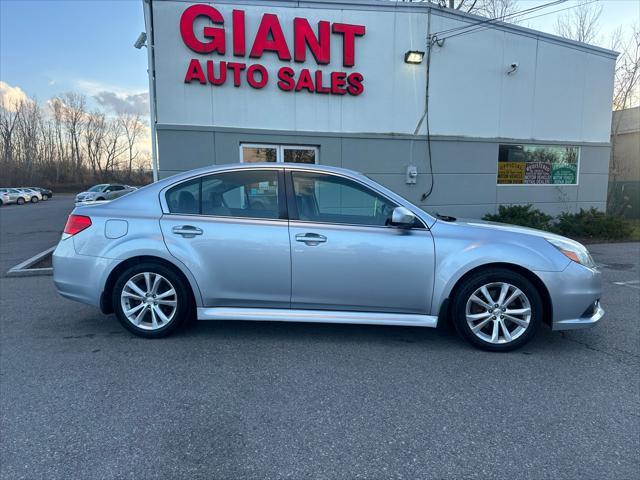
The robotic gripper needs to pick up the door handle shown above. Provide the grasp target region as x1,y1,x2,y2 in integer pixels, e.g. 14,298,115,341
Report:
295,233,327,245
172,225,203,238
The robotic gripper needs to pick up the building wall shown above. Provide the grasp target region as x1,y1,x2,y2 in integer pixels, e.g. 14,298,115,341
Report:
149,0,617,218
611,107,640,182
157,125,611,217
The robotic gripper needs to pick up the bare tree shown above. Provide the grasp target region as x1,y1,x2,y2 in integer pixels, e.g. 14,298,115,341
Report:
84,110,107,176
0,98,23,177
607,25,640,215
554,0,602,45
103,119,127,175
400,0,519,17
612,25,640,112
475,0,519,20
120,113,145,175
59,93,87,180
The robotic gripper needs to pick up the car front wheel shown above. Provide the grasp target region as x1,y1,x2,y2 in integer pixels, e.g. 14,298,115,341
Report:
451,268,543,352
112,263,191,338
17,197,25,205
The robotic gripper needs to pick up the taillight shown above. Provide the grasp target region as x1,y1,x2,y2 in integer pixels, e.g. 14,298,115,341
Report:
64,214,92,236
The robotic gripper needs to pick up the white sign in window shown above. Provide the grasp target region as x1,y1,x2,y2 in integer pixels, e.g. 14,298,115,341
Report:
240,144,318,164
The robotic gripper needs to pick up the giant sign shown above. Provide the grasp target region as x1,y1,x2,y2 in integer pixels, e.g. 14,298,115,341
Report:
180,4,366,96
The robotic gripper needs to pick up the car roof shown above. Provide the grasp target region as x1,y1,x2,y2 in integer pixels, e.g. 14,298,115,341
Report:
155,163,365,188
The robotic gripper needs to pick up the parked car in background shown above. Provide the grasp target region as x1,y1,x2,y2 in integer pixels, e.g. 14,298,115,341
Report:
75,184,137,203
0,188,30,205
19,188,43,203
53,164,603,351
28,187,53,200
0,191,9,206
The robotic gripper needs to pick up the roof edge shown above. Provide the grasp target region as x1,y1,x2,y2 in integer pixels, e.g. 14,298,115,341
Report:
149,0,618,58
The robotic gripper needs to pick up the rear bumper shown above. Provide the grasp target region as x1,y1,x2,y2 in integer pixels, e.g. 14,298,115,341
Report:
536,262,604,331
52,237,112,308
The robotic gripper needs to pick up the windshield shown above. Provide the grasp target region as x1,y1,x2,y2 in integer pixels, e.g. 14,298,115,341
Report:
88,184,108,192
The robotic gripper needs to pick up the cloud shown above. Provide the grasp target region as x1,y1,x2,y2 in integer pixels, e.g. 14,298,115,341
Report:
0,81,32,111
75,79,149,116
94,90,149,116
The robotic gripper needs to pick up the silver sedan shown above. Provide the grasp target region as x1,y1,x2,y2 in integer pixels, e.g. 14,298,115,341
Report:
53,164,603,351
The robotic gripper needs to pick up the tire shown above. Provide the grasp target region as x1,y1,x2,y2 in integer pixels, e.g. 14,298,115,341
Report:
112,262,191,338
451,268,543,352
31,196,38,203
96,197,105,201
17,197,25,205
42,194,49,201
0,200,3,207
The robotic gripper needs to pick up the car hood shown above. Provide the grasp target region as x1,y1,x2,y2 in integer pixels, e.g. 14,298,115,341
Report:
440,217,586,249
77,191,97,196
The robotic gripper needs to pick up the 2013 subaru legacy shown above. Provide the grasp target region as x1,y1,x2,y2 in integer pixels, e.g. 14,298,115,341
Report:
53,163,603,351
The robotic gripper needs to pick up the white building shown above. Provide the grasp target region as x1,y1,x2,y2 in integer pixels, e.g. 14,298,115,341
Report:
143,0,617,217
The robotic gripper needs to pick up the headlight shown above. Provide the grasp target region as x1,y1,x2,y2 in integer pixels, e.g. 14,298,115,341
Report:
546,237,595,268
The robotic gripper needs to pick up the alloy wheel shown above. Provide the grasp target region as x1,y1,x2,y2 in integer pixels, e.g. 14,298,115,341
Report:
120,272,178,331
465,282,531,345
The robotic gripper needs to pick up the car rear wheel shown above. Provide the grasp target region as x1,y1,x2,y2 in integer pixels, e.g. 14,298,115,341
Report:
451,268,542,352
17,197,25,205
112,263,191,338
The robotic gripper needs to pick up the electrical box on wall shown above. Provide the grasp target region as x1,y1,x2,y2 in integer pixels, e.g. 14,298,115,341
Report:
406,165,418,184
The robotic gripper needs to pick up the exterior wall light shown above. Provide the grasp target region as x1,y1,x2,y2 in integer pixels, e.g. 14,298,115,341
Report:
404,50,425,64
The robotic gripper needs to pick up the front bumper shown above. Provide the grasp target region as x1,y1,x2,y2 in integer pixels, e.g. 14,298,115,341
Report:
552,300,604,330
536,261,604,331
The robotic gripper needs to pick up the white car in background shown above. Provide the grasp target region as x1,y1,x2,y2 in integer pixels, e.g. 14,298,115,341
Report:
0,188,30,205
75,184,137,203
0,191,10,206
19,188,43,203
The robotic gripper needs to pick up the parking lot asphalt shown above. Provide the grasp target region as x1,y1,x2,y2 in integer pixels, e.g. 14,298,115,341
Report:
0,204,638,479
0,195,75,272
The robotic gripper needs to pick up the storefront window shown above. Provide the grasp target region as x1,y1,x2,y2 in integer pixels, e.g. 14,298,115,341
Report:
497,144,579,185
241,146,277,163
241,144,318,164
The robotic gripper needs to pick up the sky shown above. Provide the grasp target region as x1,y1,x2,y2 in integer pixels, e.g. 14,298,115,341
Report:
0,0,638,115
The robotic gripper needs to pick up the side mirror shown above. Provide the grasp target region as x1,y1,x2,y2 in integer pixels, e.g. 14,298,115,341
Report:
391,206,416,228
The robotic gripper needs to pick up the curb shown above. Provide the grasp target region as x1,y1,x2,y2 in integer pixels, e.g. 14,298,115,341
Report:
6,246,55,277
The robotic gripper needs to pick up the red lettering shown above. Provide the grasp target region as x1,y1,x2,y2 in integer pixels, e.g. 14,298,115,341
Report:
180,4,225,54
314,71,330,94
277,67,296,91
294,18,330,65
184,59,206,84
295,69,315,92
330,71,347,95
250,13,291,61
332,23,365,67
347,72,364,96
227,62,246,87
247,64,268,89
232,10,246,57
206,60,226,85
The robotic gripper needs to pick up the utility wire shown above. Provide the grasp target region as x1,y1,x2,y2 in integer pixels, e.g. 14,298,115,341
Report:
431,0,566,38
436,0,600,42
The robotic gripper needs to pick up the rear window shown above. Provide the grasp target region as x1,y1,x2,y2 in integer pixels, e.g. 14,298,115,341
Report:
166,178,200,214
165,170,280,219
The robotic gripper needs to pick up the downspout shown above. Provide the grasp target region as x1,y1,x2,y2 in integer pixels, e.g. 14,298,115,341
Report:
144,0,159,182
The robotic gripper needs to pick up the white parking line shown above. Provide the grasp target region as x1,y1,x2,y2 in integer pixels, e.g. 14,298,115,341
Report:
613,280,640,290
